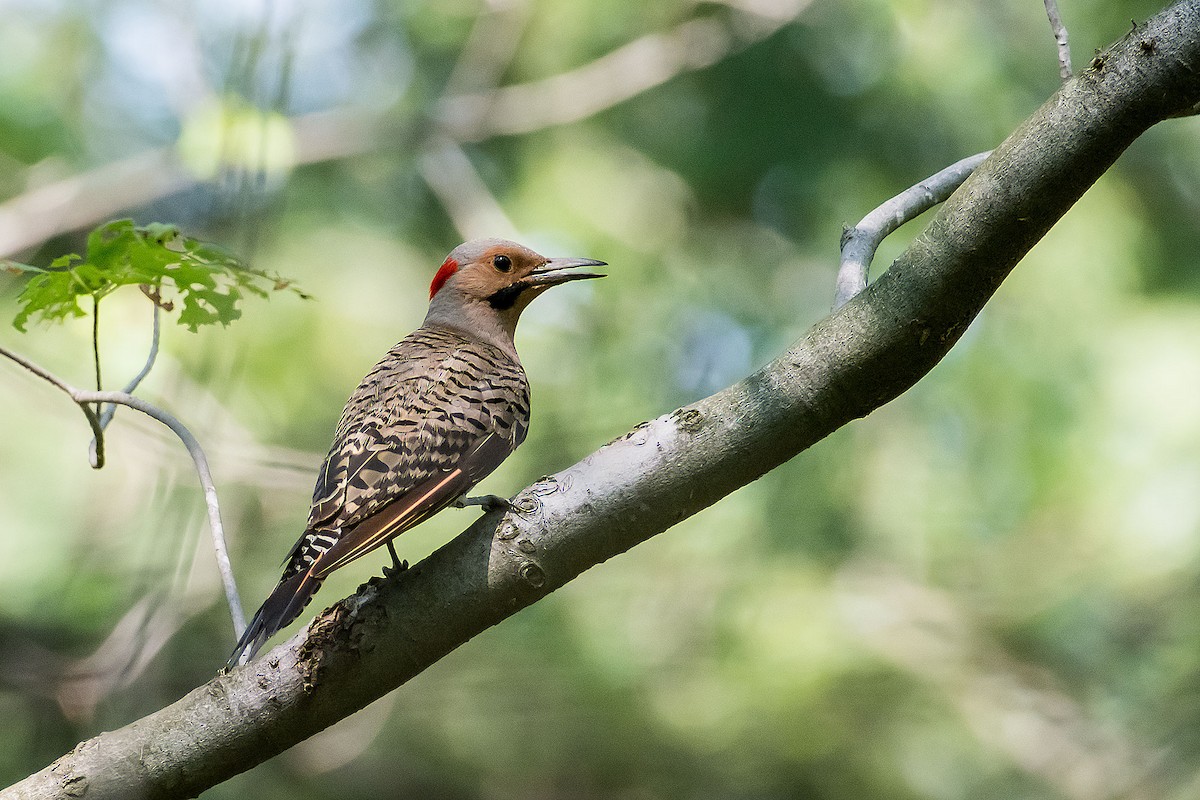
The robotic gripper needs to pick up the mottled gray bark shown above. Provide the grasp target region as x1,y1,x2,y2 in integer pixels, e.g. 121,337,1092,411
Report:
6,2,1200,797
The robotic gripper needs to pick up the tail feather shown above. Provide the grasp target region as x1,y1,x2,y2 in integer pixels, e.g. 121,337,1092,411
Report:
226,569,323,669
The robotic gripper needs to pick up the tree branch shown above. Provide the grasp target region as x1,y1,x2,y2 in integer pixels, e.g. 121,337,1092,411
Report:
1044,0,1073,80
6,1,1200,797
833,150,991,310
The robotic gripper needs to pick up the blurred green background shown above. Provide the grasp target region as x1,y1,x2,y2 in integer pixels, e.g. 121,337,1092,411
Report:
1,0,1199,796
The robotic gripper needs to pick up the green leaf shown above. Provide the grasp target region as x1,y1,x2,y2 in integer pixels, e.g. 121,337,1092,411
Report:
140,222,181,245
11,219,307,332
49,253,83,270
13,271,86,331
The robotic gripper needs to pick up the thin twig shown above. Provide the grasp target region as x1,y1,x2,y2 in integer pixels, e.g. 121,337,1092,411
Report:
1044,0,1073,80
833,151,991,310
90,297,105,422
0,344,246,638
91,296,102,395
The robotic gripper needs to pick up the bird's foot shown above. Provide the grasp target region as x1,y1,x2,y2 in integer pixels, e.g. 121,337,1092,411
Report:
381,558,409,579
453,494,513,513
382,540,408,579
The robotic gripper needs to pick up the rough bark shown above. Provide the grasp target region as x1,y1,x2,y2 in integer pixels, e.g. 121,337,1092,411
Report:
6,2,1200,797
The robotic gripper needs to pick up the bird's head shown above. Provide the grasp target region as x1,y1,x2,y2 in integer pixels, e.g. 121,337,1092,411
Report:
425,238,606,349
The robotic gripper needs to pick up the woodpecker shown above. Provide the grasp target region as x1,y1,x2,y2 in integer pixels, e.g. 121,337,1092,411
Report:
228,239,605,667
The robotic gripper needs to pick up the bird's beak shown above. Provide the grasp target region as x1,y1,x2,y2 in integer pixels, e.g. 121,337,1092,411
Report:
526,256,607,287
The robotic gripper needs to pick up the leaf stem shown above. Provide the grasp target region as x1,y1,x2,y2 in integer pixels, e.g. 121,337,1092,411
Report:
92,295,103,416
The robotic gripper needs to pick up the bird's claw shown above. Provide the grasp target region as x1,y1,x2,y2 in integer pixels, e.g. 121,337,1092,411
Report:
453,494,513,513
382,540,408,579
382,558,409,579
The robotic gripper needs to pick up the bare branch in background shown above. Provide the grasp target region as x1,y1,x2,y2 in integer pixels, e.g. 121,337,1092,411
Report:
1044,0,1073,80
442,0,534,97
0,109,382,261
421,0,811,235
0,150,192,262
436,0,814,141
0,345,246,639
833,151,991,310
416,0,530,241
418,137,519,241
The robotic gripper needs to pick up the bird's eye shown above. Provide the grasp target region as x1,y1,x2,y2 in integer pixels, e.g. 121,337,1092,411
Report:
493,254,513,273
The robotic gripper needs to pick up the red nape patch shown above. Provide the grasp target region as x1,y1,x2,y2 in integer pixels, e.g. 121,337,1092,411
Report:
429,256,458,298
